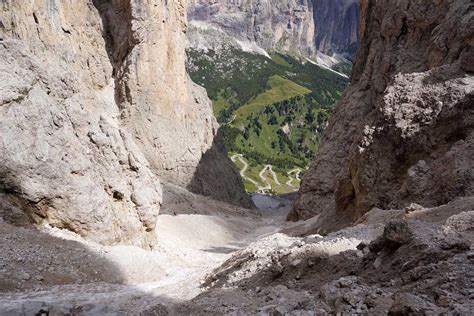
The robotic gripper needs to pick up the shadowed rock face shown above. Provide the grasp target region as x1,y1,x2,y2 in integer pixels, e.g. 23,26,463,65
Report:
0,0,251,247
312,0,359,60
289,0,474,231
188,0,359,59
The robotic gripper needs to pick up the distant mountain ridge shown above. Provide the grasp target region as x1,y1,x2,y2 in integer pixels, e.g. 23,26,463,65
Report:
188,0,359,62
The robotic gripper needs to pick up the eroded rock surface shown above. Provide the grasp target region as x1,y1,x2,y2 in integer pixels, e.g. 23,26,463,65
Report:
290,0,474,231
0,0,251,246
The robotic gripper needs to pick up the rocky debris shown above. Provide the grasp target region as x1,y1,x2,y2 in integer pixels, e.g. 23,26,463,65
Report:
202,223,384,289
369,220,414,252
0,219,124,292
178,213,473,314
319,276,393,314
356,197,474,231
0,194,274,314
445,211,474,240
0,195,472,314
290,0,474,230
388,292,439,315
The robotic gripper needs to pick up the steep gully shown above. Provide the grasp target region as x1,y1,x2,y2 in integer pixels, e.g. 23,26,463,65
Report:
1,0,472,313
0,196,293,313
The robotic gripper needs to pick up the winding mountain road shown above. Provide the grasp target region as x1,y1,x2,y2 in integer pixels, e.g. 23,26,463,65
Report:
258,165,272,192
286,168,302,187
232,154,302,194
231,154,262,190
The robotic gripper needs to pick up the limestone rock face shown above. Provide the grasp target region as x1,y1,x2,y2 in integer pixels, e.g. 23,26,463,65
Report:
188,0,358,59
289,0,474,231
93,0,252,208
0,0,251,246
189,0,316,57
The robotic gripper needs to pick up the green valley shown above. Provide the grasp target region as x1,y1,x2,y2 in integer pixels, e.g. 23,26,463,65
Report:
187,47,350,194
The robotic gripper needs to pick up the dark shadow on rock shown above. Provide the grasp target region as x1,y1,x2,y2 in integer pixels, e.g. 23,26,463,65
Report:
0,217,124,293
187,130,255,209
311,0,359,61
202,246,241,254
92,0,254,211
91,0,134,110
159,182,260,219
226,241,249,247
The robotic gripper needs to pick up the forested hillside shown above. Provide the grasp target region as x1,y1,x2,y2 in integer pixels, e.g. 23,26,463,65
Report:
187,47,349,193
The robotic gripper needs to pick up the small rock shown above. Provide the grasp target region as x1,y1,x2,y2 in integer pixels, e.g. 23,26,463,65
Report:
20,272,31,281
356,242,367,250
338,277,355,288
373,257,382,269
34,275,44,281
404,203,424,214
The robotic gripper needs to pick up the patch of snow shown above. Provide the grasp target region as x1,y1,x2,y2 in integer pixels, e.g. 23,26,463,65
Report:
306,52,350,79
235,39,271,58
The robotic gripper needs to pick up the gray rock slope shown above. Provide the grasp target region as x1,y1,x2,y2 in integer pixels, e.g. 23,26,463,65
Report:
0,0,252,247
289,0,474,231
179,209,473,314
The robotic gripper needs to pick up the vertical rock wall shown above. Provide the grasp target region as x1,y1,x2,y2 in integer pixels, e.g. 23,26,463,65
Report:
311,0,359,59
188,0,359,59
290,0,474,232
92,0,252,208
0,0,252,247
188,0,318,57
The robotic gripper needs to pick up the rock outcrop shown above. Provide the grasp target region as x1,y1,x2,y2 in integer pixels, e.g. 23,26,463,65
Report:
0,0,251,247
188,0,359,59
289,0,473,231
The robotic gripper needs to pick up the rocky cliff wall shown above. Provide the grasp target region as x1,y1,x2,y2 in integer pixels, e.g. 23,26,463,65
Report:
289,0,474,232
188,0,358,59
0,0,251,247
312,0,359,60
188,0,317,57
